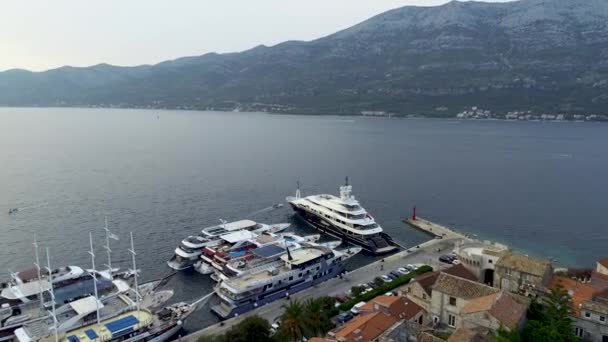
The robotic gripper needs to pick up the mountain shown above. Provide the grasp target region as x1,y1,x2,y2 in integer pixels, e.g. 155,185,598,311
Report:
2,0,608,116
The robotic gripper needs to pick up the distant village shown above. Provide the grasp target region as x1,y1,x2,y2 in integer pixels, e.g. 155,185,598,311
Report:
455,106,608,122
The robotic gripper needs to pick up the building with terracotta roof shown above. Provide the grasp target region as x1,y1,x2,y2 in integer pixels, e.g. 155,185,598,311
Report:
494,252,552,295
461,291,528,332
430,273,500,330
326,296,425,342
597,258,608,277
398,264,477,313
548,269,608,341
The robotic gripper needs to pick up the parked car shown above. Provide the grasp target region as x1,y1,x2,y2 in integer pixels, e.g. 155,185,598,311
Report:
389,271,401,278
439,255,456,264
381,275,393,283
406,264,416,271
386,273,398,280
368,281,380,289
337,311,354,323
351,301,367,315
384,291,395,296
271,319,281,333
397,267,410,275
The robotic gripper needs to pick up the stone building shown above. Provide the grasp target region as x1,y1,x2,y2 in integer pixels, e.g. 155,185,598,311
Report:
494,252,552,295
454,241,509,285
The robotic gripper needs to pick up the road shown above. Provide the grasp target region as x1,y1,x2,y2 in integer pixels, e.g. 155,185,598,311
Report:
182,236,462,341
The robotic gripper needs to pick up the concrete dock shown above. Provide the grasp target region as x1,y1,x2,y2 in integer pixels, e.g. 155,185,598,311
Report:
404,216,469,240
180,223,468,341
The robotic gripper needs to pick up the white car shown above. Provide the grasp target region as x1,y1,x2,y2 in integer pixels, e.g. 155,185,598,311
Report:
397,267,410,275
381,275,392,283
351,301,367,315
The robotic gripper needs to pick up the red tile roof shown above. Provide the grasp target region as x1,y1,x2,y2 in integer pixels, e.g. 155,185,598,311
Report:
548,275,599,316
334,312,398,342
598,258,608,269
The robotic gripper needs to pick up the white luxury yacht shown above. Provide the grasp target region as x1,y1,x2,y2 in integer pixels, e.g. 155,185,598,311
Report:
287,178,397,255
167,220,290,270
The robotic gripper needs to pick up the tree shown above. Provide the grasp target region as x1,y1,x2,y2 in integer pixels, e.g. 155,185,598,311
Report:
351,285,365,297
280,300,307,342
520,286,578,342
197,316,274,342
373,277,385,287
303,298,324,337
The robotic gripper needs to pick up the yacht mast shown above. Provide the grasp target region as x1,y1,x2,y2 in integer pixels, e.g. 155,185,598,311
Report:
33,234,44,308
296,181,301,200
45,248,59,342
103,217,116,281
128,232,140,314
88,232,101,325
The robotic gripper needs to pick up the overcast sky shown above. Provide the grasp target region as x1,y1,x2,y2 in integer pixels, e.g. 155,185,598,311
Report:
0,0,514,72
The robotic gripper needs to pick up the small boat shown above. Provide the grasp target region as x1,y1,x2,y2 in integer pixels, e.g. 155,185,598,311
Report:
273,203,284,209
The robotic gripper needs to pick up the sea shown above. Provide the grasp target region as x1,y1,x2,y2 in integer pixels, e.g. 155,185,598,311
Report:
1,107,607,332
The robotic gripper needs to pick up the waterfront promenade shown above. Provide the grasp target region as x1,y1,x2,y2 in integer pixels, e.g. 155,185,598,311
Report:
182,218,469,340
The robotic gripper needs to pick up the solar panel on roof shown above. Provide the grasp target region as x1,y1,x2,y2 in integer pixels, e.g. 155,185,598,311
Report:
105,315,139,333
84,329,98,340
253,244,285,258
67,335,80,342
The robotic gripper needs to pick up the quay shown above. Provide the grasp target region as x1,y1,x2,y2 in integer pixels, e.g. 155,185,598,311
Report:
404,215,469,240
181,217,470,341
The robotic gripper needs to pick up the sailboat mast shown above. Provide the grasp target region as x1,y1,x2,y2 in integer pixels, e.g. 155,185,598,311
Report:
45,248,59,342
33,234,44,308
88,232,101,325
103,217,113,281
129,232,140,314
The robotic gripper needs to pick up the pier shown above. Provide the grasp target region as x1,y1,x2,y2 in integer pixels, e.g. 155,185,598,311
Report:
181,217,468,341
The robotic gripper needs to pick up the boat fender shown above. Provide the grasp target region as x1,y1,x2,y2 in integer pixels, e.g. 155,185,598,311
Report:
177,320,182,326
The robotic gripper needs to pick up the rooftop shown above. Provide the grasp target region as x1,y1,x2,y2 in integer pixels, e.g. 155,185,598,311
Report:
60,310,153,342
462,292,528,330
447,328,492,342
405,264,478,296
548,275,598,316
432,273,498,300
280,247,326,265
496,252,551,277
333,311,397,342
220,230,257,244
582,300,608,316
598,257,608,269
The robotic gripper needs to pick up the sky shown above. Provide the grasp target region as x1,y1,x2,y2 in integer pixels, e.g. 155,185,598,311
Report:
0,0,513,72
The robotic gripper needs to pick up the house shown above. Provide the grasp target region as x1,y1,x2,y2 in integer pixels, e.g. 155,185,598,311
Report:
377,320,427,342
597,258,608,276
549,271,608,341
461,291,528,332
494,252,553,295
453,241,508,285
326,296,425,342
430,273,499,329
398,264,477,313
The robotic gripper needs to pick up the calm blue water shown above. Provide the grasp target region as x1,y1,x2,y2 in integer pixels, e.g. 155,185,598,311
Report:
1,108,607,331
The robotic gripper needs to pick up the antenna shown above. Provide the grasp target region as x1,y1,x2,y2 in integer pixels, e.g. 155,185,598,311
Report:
88,232,101,325
33,234,44,308
295,181,301,200
345,176,349,186
45,248,59,342
128,232,140,314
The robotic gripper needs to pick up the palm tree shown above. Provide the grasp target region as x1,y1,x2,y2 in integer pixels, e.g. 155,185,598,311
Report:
281,300,306,342
303,298,324,337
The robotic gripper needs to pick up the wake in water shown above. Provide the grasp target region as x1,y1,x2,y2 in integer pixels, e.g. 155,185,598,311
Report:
7,201,49,215
248,203,285,216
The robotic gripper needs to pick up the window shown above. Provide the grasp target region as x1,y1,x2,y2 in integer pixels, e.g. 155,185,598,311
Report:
289,276,293,281
602,335,608,342
448,314,456,327
575,327,584,337
601,316,606,322
449,297,457,306
407,287,412,294
422,294,427,300
585,312,591,318
488,259,493,263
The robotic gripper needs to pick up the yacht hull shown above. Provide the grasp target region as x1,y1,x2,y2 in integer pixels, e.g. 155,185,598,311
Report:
211,263,345,319
289,203,397,255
